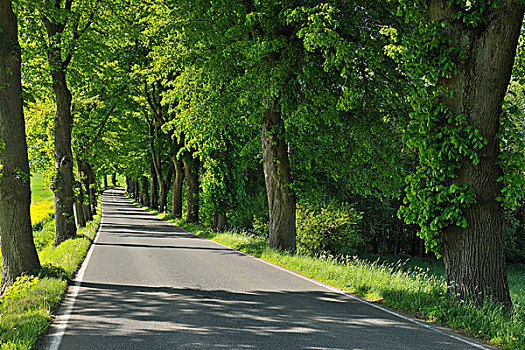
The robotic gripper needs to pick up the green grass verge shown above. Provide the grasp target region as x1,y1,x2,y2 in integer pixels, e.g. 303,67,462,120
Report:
30,173,53,203
140,206,524,349
0,215,101,350
30,173,54,227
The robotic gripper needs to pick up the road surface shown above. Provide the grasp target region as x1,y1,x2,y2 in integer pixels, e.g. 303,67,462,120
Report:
40,187,491,350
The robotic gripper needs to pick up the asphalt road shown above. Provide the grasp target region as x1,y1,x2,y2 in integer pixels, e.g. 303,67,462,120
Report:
40,187,491,350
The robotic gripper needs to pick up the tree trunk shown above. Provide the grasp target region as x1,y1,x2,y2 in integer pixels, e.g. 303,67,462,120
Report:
261,101,296,251
183,155,199,223
50,73,77,246
125,177,131,195
74,160,87,227
0,0,41,292
134,180,140,201
211,212,228,231
172,156,184,218
42,15,77,247
428,0,524,306
82,203,92,222
111,173,117,187
83,161,96,215
140,176,149,206
74,202,86,228
150,165,158,210
103,174,108,189
157,168,172,213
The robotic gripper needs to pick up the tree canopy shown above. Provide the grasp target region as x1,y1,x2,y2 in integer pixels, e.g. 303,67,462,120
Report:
1,0,525,308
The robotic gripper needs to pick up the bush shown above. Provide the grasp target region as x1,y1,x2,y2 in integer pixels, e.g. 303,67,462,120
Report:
297,203,362,256
504,213,525,263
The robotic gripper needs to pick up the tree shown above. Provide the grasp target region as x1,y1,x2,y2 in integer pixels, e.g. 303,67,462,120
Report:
0,0,41,292
399,0,525,306
34,0,98,245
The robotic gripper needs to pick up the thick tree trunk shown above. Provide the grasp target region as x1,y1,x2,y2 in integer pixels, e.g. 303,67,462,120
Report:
261,101,296,251
50,73,77,246
150,165,158,210
42,16,77,247
83,161,96,215
428,0,524,306
172,157,184,218
74,202,86,228
140,176,149,206
103,174,108,189
211,212,228,231
111,173,117,187
134,180,140,201
158,170,172,213
74,160,87,227
82,203,92,222
183,155,199,223
0,0,41,292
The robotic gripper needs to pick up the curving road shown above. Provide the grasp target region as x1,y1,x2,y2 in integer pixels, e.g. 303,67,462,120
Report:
39,187,492,350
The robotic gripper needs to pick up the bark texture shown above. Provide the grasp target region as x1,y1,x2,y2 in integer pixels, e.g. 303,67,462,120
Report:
150,164,158,210
261,101,296,251
428,0,524,306
42,14,77,247
140,176,149,206
148,124,172,212
0,0,41,292
211,212,228,231
172,157,184,218
183,155,200,223
74,202,86,228
79,160,96,215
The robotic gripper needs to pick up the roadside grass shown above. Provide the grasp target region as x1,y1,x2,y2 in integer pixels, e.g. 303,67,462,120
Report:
140,206,525,349
0,216,101,350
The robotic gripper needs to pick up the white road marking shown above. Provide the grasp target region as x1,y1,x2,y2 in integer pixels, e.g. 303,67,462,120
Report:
171,222,493,350
47,191,108,350
47,190,493,350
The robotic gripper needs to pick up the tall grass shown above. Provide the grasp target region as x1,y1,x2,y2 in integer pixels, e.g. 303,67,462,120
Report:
142,206,525,349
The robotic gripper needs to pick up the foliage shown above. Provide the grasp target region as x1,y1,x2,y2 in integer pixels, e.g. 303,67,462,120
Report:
395,2,508,255
504,212,525,263
296,203,362,257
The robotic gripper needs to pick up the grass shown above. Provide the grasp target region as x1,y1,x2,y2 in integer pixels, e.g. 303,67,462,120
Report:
140,206,525,350
0,215,101,350
30,173,53,202
30,173,54,226
0,174,105,349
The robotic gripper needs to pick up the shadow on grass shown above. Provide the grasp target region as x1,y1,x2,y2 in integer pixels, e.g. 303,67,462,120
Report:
74,233,94,243
33,264,69,281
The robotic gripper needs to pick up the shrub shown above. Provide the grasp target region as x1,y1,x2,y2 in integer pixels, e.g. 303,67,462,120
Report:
297,203,362,256
251,216,269,237
504,213,525,263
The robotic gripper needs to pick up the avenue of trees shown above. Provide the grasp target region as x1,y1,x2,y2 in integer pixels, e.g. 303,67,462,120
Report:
1,0,525,308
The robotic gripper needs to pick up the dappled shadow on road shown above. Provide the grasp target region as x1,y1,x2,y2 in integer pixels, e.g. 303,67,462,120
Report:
53,282,470,350
44,188,477,350
94,242,236,252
